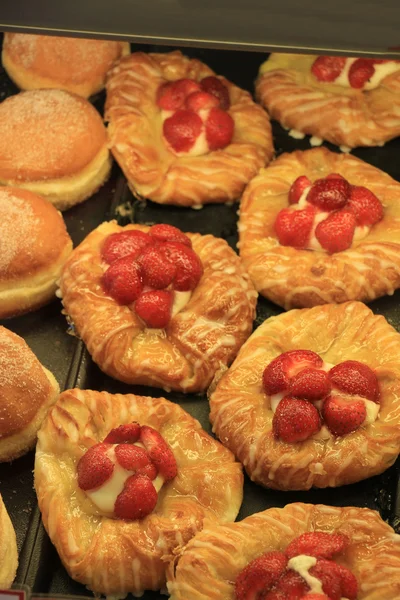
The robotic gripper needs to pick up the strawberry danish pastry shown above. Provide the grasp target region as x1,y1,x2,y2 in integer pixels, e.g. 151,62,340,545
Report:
34,389,243,596
209,301,400,491
0,494,18,588
238,147,400,309
105,50,273,207
167,503,400,600
256,53,400,148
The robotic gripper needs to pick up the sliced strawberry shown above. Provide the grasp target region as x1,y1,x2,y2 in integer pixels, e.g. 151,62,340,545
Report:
77,443,114,491
263,350,323,395
325,173,346,181
347,185,384,226
205,107,234,151
157,78,201,110
273,397,321,443
329,360,379,402
274,206,316,248
348,58,375,89
289,368,331,402
140,425,178,481
101,256,143,305
135,289,173,329
138,244,177,289
307,178,351,211
114,473,158,520
185,90,220,112
235,551,288,600
148,223,192,247
300,595,330,600
200,76,230,110
272,570,309,598
288,175,311,204
103,423,141,444
285,532,349,560
101,230,152,264
315,210,357,253
336,564,358,600
311,56,346,82
309,559,342,600
262,591,286,600
162,241,203,291
322,395,366,436
115,444,157,479
163,109,203,153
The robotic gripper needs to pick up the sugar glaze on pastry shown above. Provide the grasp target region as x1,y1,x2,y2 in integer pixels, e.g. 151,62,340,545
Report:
0,493,18,588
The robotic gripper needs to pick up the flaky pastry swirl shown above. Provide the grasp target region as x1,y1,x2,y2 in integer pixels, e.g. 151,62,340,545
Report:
0,493,18,588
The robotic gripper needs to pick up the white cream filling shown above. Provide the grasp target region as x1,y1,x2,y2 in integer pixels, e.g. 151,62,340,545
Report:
332,58,400,90
161,108,210,157
288,555,323,594
171,290,192,317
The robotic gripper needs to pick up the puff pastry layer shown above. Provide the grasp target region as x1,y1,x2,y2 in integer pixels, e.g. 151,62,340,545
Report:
34,389,243,596
167,502,400,600
105,50,273,207
0,494,18,589
256,53,400,148
209,302,400,491
238,147,400,309
59,221,257,393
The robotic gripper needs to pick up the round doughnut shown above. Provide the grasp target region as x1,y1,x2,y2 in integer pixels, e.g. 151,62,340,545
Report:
0,89,112,210
0,494,18,588
2,33,130,98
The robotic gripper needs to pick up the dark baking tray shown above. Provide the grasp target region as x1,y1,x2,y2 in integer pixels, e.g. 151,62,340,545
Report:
0,42,399,600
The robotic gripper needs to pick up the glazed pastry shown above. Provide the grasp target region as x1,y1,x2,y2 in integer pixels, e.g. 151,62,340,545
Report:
34,388,243,596
256,53,400,148
0,187,72,318
105,50,273,207
59,222,257,392
2,33,130,98
167,503,400,600
238,147,400,309
0,89,112,210
0,494,18,588
0,326,59,462
209,301,400,491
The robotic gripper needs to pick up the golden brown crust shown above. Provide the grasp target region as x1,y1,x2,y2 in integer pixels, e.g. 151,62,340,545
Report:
105,50,273,206
209,302,400,491
256,53,400,148
238,147,400,309
34,388,243,596
167,503,400,600
59,221,257,393
0,494,18,588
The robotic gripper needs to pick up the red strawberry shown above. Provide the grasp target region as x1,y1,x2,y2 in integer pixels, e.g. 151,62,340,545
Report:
138,244,177,289
103,423,141,444
114,473,158,520
185,90,220,112
348,58,375,89
288,175,311,204
205,107,234,150
273,397,321,443
301,595,330,600
347,186,384,226
289,368,331,402
235,551,288,600
200,76,230,110
135,290,173,329
140,425,178,481
315,210,357,253
285,532,349,560
263,350,323,395
101,230,151,264
148,223,192,247
77,443,114,491
307,178,351,211
101,256,143,305
157,78,201,110
309,559,342,600
162,242,203,291
274,206,316,248
329,360,379,402
115,444,157,479
336,564,358,600
271,571,309,598
262,591,286,600
163,109,203,153
322,395,366,436
311,56,346,82
325,173,346,181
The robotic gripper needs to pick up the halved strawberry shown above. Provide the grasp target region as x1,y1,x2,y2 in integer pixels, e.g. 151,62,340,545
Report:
307,178,351,211
157,78,201,110
288,175,311,204
347,185,384,226
115,444,157,479
148,223,192,247
274,206,316,248
162,242,203,291
205,107,234,151
200,76,230,110
263,350,323,395
309,559,342,600
285,532,349,560
289,368,331,402
311,56,346,82
140,425,178,481
103,423,141,444
77,443,114,491
336,564,358,600
322,395,366,436
185,90,220,112
301,595,330,600
135,290,173,329
273,397,321,443
329,360,379,402
348,58,375,89
101,230,152,264
101,256,143,305
325,173,346,181
270,570,309,598
235,551,287,600
114,473,158,520
163,109,203,153
315,210,357,253
138,244,177,289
